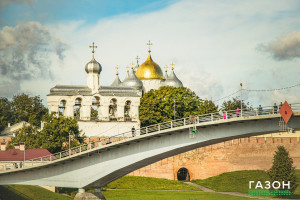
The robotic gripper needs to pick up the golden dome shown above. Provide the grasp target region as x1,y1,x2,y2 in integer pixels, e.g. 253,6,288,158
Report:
136,54,163,79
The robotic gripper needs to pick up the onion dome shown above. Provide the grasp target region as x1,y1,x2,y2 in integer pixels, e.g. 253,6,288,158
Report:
111,75,122,86
136,54,163,79
122,68,143,89
85,57,102,74
164,69,183,87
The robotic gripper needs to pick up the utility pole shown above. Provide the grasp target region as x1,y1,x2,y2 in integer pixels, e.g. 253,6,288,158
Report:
69,132,71,157
240,83,243,116
174,100,176,120
23,142,25,168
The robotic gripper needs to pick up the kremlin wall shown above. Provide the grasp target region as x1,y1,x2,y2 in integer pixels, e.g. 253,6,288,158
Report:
128,132,300,181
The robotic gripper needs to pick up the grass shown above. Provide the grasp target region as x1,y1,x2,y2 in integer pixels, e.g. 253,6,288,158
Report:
192,170,270,193
0,185,72,200
104,176,201,191
102,190,263,200
192,169,300,199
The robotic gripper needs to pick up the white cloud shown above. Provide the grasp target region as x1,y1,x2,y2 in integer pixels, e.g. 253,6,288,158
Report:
258,31,300,60
0,21,67,97
2,0,300,107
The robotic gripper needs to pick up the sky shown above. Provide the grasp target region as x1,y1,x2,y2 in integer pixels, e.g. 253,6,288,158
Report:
1,0,300,108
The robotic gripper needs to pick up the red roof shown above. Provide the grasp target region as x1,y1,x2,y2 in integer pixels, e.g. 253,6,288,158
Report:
0,149,53,161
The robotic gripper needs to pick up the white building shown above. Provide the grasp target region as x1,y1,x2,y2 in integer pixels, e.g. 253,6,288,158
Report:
47,41,183,137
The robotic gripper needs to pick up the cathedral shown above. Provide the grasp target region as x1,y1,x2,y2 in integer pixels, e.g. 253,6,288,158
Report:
47,41,183,137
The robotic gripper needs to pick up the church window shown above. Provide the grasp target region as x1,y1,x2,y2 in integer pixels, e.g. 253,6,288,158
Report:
124,101,131,121
109,98,117,121
74,98,82,120
59,100,66,116
91,96,100,120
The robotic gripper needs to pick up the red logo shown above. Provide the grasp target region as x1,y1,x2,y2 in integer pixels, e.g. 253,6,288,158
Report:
279,101,293,124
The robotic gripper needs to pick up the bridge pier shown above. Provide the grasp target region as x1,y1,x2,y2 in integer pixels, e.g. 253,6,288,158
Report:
74,188,106,200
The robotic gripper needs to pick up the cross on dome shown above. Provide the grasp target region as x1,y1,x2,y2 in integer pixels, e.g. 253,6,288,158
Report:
136,56,140,64
164,65,168,72
115,65,119,75
170,62,175,70
89,42,98,57
146,40,152,54
130,61,134,69
126,65,130,73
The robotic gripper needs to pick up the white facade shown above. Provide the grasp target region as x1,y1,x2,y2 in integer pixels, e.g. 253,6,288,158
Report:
47,54,141,137
141,79,163,93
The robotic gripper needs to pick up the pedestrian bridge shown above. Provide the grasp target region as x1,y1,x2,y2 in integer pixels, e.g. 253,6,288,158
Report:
0,104,300,189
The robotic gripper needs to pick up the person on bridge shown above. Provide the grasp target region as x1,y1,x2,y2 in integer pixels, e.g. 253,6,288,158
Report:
273,103,278,114
236,107,240,117
223,112,227,119
258,105,263,115
132,126,136,137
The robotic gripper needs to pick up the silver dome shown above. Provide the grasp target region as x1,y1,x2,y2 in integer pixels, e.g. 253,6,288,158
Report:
85,57,102,74
122,69,143,89
111,75,122,86
163,70,183,87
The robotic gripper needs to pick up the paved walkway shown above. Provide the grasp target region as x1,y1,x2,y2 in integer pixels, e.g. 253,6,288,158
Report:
184,181,286,200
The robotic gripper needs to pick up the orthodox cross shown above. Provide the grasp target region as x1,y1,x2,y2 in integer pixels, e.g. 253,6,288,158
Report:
89,42,97,57
130,61,134,69
164,65,168,72
126,65,130,73
170,62,175,70
146,40,152,53
115,65,119,75
136,56,140,64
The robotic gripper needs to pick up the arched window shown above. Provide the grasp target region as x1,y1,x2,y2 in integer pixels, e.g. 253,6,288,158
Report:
74,98,82,120
109,98,117,121
124,101,131,121
177,168,190,181
91,96,100,120
59,100,66,116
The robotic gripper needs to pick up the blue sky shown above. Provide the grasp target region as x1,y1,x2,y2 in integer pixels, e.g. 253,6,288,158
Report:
0,0,172,27
1,0,300,107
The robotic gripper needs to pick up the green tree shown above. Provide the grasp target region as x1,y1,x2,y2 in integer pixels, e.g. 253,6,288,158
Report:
221,97,250,111
139,86,218,126
0,97,12,131
268,146,297,197
11,93,48,127
39,113,85,153
7,114,85,154
8,125,41,149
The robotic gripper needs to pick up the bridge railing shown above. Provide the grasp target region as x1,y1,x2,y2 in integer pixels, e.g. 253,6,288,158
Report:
2,103,300,171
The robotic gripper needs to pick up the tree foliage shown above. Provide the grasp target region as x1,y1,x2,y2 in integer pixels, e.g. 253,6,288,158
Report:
139,86,218,126
11,93,48,126
0,94,47,131
268,146,297,196
8,114,85,153
40,113,84,153
221,97,250,111
0,97,12,131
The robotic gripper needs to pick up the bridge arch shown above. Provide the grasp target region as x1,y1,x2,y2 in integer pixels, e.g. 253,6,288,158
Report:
177,167,190,181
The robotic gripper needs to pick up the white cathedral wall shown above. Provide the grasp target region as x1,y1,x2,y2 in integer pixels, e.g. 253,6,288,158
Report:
141,79,163,93
87,73,100,93
78,121,140,137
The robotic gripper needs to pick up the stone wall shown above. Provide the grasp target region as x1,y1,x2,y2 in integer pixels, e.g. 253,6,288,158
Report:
128,137,300,180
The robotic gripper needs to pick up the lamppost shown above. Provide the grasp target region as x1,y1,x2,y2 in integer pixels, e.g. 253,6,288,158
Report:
173,100,176,120
23,142,25,168
240,83,243,116
69,132,71,157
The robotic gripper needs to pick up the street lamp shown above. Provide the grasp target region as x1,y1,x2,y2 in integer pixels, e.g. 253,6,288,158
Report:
173,100,176,120
69,132,71,157
240,83,243,116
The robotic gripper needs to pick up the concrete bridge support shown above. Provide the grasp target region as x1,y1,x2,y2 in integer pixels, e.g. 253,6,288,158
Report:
74,188,106,200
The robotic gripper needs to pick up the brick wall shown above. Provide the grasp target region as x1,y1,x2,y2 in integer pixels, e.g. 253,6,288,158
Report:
128,137,300,180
